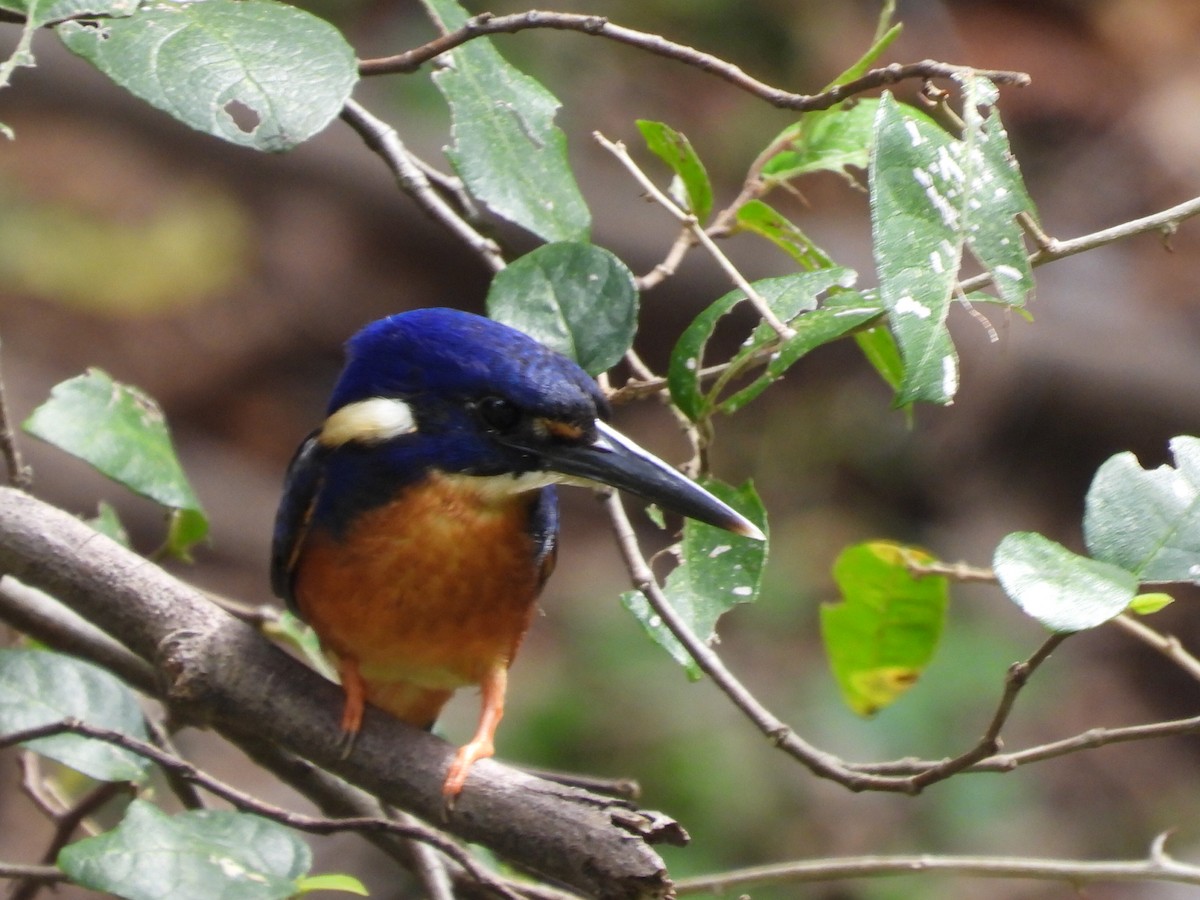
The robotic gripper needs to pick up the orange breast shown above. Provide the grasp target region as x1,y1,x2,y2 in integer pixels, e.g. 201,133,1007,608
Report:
293,473,544,722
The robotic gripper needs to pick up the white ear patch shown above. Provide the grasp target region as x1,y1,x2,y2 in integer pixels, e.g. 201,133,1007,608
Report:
319,397,417,447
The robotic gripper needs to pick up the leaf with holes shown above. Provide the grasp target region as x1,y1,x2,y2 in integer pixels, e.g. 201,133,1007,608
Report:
486,242,637,375
0,648,149,781
622,480,767,679
24,368,208,556
994,532,1136,632
59,801,312,900
56,0,357,152
870,77,1034,406
821,542,948,715
1083,436,1200,583
424,0,590,242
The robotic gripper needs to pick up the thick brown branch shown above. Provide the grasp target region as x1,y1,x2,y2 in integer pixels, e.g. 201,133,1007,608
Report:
360,11,1028,113
0,487,677,900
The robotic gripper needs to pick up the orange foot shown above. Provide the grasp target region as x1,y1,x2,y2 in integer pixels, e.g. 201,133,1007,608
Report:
336,657,366,760
442,664,507,800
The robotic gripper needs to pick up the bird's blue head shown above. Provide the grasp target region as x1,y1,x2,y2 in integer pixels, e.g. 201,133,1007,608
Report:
312,308,762,538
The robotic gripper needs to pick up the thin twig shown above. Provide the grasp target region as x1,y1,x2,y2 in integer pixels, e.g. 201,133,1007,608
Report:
1111,613,1200,682
905,633,1069,787
0,865,65,885
0,337,32,490
594,131,794,339
959,194,1200,295
673,841,1200,894
359,12,1029,113
339,100,505,273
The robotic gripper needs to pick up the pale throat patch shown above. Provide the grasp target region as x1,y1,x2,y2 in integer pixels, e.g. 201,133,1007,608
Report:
442,469,586,501
319,397,417,447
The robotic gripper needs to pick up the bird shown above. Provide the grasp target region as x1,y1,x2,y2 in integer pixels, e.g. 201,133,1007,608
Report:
271,307,764,798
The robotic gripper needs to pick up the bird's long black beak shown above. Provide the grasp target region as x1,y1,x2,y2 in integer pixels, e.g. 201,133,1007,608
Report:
531,420,765,540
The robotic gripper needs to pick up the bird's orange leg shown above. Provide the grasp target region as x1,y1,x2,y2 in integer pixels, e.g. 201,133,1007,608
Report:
443,664,507,798
336,656,366,759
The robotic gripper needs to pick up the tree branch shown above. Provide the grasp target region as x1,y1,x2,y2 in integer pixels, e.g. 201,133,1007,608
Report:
359,11,1029,114
0,487,678,900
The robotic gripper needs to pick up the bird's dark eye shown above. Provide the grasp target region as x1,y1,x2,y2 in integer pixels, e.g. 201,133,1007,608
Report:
477,396,521,432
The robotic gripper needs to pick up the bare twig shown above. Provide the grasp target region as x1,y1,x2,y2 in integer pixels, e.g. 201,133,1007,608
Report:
900,633,1069,788
0,865,65,885
960,194,1200,295
674,840,1200,894
595,131,794,340
339,100,505,273
1111,613,1200,682
0,337,31,490
359,12,1028,113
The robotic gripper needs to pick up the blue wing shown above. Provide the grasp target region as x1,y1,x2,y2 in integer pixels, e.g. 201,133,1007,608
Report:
270,432,326,614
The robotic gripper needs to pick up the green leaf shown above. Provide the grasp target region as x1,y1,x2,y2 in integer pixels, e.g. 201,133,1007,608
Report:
86,501,130,547
825,16,901,88
636,119,713,221
668,271,863,421
869,96,960,405
424,0,590,242
486,242,638,375
955,73,1037,307
1083,435,1200,583
668,290,742,422
761,100,880,183
853,322,905,393
621,480,767,679
0,0,135,21
263,611,337,681
717,285,881,415
869,81,1035,405
57,0,357,152
993,532,1137,632
59,800,311,900
1129,593,1174,616
821,541,948,716
734,199,832,269
295,873,369,896
24,369,208,552
0,648,149,781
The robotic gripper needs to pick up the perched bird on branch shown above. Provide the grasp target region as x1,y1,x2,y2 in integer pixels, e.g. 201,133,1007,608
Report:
271,307,762,797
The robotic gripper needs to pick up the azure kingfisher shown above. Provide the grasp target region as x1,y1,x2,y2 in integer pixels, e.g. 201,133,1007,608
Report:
271,307,763,798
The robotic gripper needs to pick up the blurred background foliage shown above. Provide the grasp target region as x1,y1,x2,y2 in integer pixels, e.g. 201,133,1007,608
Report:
3,0,1200,897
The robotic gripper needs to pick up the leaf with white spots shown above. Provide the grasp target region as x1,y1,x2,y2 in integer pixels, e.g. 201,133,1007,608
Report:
994,532,1136,632
870,79,1035,405
59,800,314,900
621,480,767,679
1083,435,1200,583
